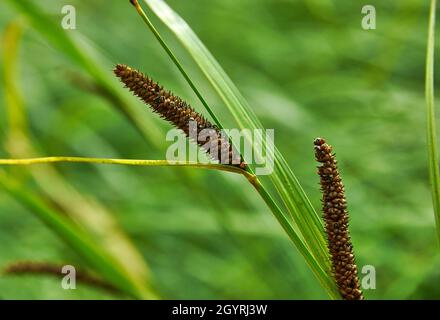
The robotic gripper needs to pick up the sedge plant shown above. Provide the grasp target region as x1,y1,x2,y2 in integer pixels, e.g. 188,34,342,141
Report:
2,0,439,300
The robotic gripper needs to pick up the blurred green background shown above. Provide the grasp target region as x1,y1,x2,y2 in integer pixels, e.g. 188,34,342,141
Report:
0,0,439,299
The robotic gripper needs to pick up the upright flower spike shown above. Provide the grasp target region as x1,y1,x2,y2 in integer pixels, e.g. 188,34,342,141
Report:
113,64,246,169
314,138,363,300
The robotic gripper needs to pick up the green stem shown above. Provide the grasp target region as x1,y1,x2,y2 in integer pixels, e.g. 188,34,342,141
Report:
251,179,339,299
0,156,256,185
130,0,222,129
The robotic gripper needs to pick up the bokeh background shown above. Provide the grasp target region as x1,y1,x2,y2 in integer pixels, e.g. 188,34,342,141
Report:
0,0,439,299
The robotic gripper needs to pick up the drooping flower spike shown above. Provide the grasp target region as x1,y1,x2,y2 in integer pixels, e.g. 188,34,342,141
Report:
113,64,246,169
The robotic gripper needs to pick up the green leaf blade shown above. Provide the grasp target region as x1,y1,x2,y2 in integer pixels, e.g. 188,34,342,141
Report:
139,0,338,297
426,0,440,246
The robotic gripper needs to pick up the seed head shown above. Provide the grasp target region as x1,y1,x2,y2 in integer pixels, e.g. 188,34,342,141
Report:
314,137,363,300
114,64,246,169
4,261,118,293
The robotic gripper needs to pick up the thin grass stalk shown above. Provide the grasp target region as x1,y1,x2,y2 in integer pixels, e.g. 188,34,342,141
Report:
0,157,257,186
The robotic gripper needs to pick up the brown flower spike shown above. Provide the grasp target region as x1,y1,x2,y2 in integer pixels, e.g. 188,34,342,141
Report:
113,64,246,169
4,261,118,293
314,138,363,300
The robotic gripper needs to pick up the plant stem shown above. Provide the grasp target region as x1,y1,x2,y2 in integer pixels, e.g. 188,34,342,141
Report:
0,156,257,186
251,179,339,299
129,0,222,129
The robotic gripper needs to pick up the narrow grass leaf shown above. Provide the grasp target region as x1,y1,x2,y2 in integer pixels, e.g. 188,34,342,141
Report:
425,0,440,245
